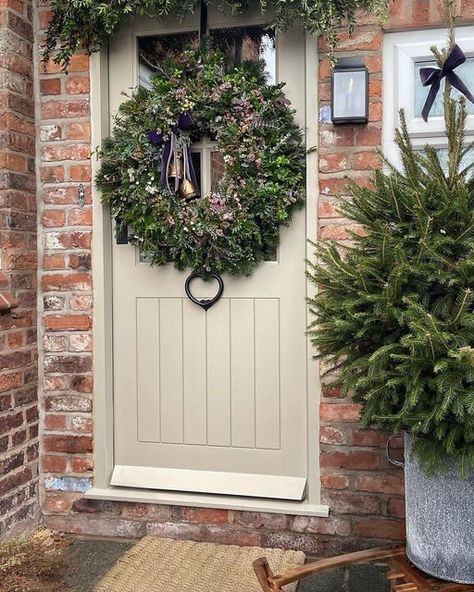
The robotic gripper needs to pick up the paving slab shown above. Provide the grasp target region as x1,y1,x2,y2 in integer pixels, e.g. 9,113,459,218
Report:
64,539,133,592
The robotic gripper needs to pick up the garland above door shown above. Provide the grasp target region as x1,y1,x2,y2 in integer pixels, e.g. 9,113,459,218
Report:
44,0,388,69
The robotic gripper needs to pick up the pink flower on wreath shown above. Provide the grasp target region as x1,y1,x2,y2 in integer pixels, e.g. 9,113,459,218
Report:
209,195,226,212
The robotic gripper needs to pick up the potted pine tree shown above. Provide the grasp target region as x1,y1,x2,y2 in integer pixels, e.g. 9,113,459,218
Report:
308,19,474,585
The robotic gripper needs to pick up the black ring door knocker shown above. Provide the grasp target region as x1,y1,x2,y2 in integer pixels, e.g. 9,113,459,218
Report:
185,272,224,311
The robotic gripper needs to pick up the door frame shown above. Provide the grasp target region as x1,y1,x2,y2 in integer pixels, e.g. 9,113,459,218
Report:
87,11,328,517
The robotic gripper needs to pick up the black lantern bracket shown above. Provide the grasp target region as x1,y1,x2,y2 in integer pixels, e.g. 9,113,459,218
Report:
199,0,208,41
185,271,224,311
331,56,369,125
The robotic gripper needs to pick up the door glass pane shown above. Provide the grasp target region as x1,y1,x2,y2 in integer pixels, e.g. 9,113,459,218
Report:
138,27,276,89
137,27,279,263
138,32,199,88
210,151,225,191
414,57,474,118
191,152,202,192
139,249,154,264
210,26,276,83
209,26,278,260
263,245,278,262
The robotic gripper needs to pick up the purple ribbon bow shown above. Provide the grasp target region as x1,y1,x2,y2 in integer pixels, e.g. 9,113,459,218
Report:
420,44,474,122
148,112,199,192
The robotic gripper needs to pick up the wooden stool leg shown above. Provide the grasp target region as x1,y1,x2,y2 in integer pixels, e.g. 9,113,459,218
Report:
253,557,281,592
253,547,406,592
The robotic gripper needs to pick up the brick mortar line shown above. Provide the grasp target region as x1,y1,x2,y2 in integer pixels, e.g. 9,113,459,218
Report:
5,436,39,455
0,15,34,35
39,121,91,129
41,179,91,184
2,130,35,141
40,162,92,169
39,90,90,94
44,414,92,419
1,499,38,524
44,433,92,437
40,140,92,146
40,96,91,103
0,81,35,101
0,72,34,87
1,5,33,23
0,40,34,57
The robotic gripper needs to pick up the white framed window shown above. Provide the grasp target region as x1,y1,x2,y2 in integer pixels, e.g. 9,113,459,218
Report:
383,26,474,167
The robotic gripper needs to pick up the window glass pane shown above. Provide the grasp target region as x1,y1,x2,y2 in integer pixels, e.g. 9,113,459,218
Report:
415,147,474,178
138,32,199,88
433,148,474,175
209,26,276,83
414,57,474,118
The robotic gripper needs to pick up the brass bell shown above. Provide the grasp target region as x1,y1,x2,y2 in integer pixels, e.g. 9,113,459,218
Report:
168,151,184,182
179,178,200,201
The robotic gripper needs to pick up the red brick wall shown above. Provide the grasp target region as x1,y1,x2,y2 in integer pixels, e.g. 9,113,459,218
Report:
0,0,39,537
317,0,474,551
35,1,474,552
35,5,94,520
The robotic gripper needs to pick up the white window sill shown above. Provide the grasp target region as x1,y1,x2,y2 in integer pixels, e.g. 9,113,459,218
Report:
85,486,329,517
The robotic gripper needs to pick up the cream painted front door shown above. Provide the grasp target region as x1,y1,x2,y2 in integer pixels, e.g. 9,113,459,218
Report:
108,7,310,500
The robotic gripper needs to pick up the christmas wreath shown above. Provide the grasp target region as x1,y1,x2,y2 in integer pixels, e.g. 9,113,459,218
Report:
96,48,305,276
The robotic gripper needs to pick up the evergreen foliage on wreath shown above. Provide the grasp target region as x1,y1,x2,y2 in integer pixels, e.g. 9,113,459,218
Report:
96,48,305,276
44,0,388,69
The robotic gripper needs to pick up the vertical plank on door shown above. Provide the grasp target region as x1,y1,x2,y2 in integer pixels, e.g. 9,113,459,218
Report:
183,301,207,444
255,299,281,450
136,298,160,443
207,300,231,447
160,299,184,443
230,299,255,448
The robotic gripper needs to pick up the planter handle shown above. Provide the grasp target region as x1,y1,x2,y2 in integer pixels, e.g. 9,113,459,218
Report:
386,434,404,468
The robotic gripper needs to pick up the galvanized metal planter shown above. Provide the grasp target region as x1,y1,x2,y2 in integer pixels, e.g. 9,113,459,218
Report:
399,433,474,584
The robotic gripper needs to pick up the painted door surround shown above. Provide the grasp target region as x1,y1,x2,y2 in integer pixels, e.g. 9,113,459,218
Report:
87,5,327,517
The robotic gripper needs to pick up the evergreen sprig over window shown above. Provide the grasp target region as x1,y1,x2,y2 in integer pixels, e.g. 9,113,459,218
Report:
308,71,474,474
44,0,387,69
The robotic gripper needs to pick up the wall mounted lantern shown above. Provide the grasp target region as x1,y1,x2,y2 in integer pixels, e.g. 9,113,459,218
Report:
331,57,369,124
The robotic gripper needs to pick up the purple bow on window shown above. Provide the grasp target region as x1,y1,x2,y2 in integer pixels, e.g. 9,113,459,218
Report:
419,44,474,122
148,112,199,192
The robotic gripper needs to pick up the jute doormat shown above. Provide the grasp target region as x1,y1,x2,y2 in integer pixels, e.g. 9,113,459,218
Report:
94,536,305,592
